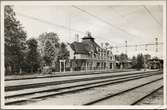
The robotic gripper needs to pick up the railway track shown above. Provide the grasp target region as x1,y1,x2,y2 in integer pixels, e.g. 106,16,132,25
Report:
5,70,163,105
84,78,162,105
131,86,163,105
5,70,159,91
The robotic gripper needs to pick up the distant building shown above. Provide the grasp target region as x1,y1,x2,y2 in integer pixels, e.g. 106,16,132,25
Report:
67,32,116,71
146,58,163,69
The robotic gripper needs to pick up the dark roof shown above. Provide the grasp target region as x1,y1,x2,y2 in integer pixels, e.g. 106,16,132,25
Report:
70,40,101,55
82,36,94,40
82,32,94,40
147,58,163,61
70,42,89,54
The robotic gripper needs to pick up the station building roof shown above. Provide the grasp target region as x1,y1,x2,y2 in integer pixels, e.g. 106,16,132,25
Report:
70,33,101,55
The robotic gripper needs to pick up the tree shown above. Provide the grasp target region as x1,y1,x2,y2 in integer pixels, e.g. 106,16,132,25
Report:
58,43,69,60
5,5,27,74
120,53,128,61
136,54,144,70
119,53,128,69
144,54,151,61
43,41,55,65
114,53,128,69
38,32,60,66
25,38,41,72
114,55,120,61
114,53,128,62
131,56,137,68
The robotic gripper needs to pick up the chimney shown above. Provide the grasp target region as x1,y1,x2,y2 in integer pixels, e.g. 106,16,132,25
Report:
101,43,104,48
75,34,79,42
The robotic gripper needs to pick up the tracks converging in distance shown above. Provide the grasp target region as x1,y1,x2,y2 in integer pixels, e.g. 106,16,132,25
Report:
5,70,163,105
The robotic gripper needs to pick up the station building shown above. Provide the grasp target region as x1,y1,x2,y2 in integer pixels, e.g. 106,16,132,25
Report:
67,32,116,71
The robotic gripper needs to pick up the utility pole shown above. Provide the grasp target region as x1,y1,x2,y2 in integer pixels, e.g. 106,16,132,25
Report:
144,55,146,72
75,34,79,42
135,45,137,51
125,40,127,55
155,37,158,52
116,46,118,53
145,44,148,51
69,8,71,43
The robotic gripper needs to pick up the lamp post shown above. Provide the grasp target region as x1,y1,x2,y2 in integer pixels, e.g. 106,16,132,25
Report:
59,60,61,72
144,55,146,72
125,40,127,55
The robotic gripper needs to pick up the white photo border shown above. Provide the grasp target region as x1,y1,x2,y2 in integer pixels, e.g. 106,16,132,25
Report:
1,1,166,109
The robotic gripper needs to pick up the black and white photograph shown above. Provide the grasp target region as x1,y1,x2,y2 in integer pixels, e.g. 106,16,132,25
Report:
1,1,166,109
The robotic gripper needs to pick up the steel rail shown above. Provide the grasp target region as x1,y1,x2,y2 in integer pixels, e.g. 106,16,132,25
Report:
84,78,162,105
5,72,162,105
5,71,161,91
131,86,163,105
6,72,161,98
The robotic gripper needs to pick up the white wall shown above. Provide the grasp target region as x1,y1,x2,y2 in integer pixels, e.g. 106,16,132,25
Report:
66,44,75,59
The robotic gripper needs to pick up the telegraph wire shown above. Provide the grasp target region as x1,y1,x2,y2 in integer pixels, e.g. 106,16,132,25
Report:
111,42,163,49
143,6,162,27
16,12,85,34
15,11,163,53
16,11,116,44
72,5,142,39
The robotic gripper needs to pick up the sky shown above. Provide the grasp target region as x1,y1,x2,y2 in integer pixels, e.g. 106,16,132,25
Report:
12,5,163,58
